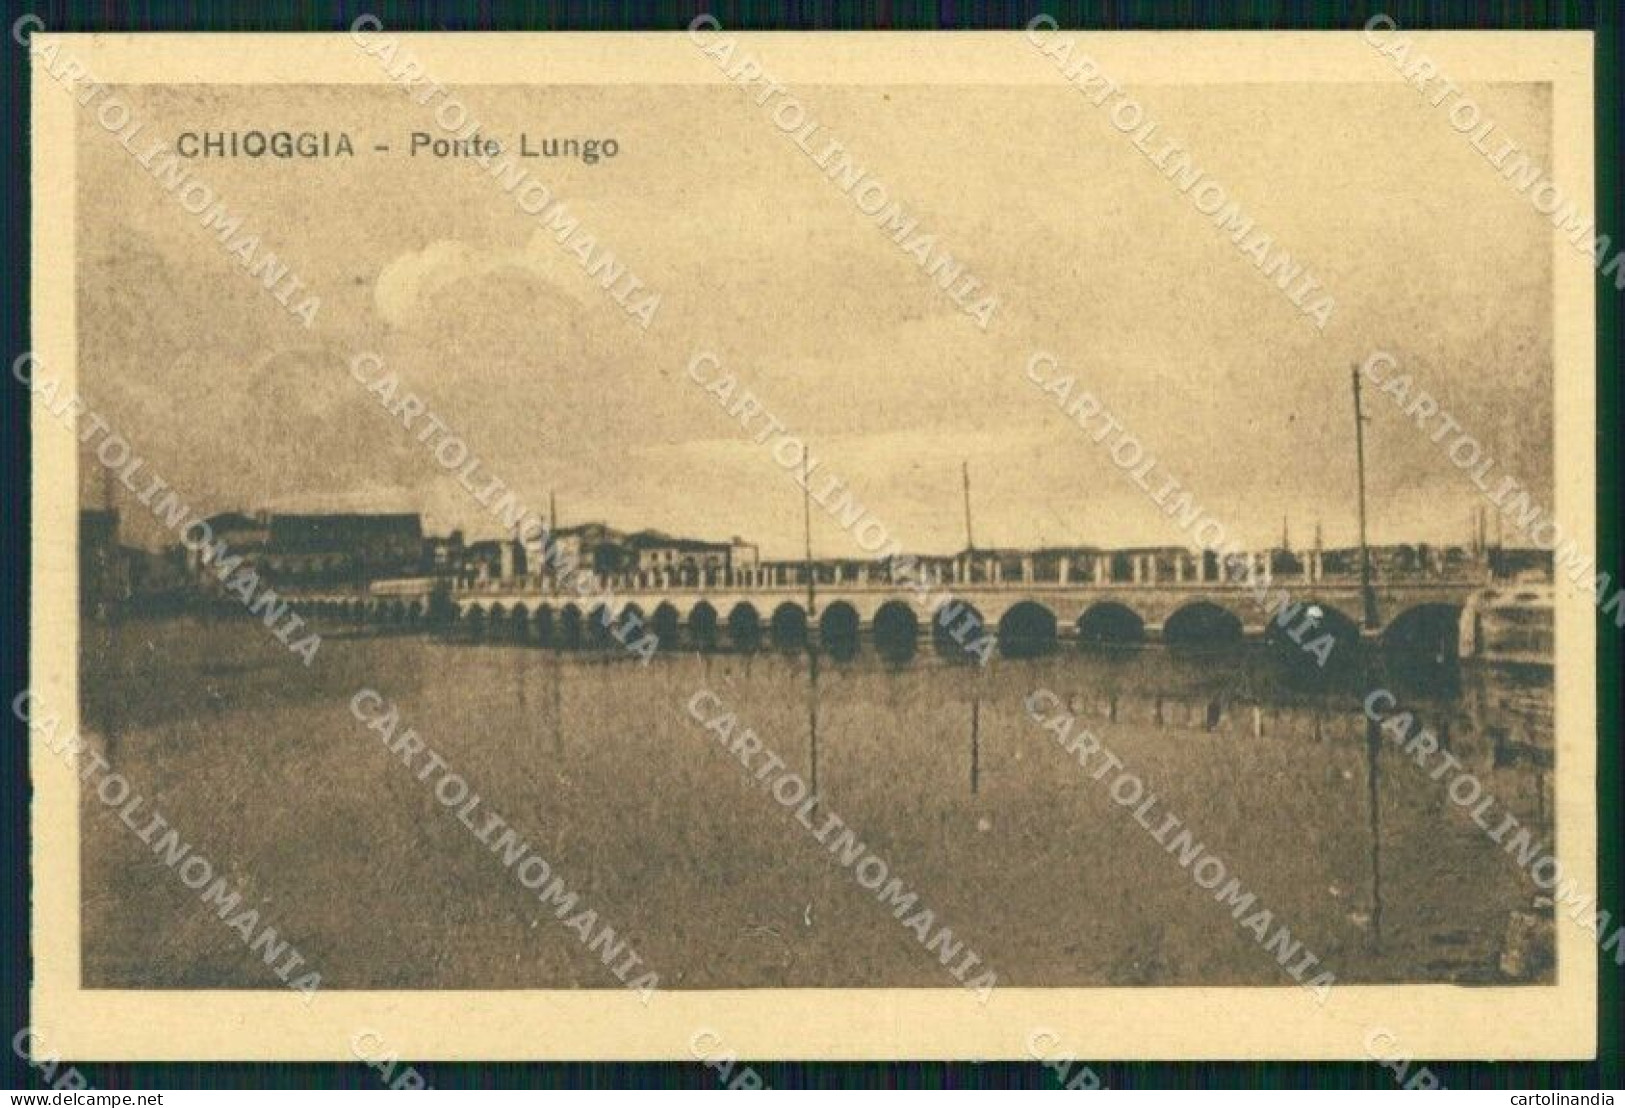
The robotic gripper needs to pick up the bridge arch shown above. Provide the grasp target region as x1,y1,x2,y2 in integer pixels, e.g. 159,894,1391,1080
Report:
1383,603,1463,662
510,602,530,641
558,604,583,649
618,603,647,645
587,603,615,648
1077,602,1145,647
651,603,680,650
728,602,763,651
428,591,455,626
1263,599,1360,665
999,601,1058,658
533,603,555,646
465,604,488,637
1164,601,1244,647
820,601,861,657
770,602,808,650
873,600,919,661
689,601,719,651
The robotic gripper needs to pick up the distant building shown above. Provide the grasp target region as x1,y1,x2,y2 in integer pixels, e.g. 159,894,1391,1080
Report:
182,511,271,589
80,509,127,617
1493,547,1554,580
523,523,628,578
189,509,271,558
263,513,423,581
125,545,189,602
462,539,508,583
183,510,423,587
82,509,191,616
423,529,466,574
518,524,758,580
729,537,761,572
625,530,752,575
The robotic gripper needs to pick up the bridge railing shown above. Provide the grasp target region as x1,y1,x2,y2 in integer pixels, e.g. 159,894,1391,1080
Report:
447,553,1496,597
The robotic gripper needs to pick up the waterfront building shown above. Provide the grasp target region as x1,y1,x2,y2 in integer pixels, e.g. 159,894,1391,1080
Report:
265,513,422,581
183,510,423,587
423,529,465,574
626,530,751,576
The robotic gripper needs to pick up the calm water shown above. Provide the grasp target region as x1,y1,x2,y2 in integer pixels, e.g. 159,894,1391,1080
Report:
80,616,1555,991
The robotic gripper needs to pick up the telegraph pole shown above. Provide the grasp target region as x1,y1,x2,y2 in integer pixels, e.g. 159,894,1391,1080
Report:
961,460,975,554
802,476,816,619
1352,366,1378,629
801,462,820,808
547,491,559,590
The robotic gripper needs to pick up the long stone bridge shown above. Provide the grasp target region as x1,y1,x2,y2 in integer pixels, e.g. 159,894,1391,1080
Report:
302,563,1484,657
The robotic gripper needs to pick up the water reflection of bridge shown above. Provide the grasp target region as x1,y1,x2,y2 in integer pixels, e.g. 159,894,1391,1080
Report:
304,572,1480,658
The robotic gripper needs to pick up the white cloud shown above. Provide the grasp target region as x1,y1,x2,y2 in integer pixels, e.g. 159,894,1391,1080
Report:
374,235,590,329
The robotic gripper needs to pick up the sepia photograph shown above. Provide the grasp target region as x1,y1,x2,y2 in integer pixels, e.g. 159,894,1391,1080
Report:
12,16,1612,1089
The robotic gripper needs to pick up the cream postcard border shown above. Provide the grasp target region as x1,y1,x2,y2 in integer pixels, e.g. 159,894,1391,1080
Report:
29,30,1596,1061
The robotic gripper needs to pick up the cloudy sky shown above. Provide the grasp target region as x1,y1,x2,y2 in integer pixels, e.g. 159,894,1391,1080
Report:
78,80,1553,559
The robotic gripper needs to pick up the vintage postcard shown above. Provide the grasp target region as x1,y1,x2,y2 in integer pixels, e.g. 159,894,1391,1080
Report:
27,28,1598,1061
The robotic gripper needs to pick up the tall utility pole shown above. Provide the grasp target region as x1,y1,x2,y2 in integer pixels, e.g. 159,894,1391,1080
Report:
802,476,816,619
1351,366,1378,629
961,461,976,554
545,492,559,589
802,472,819,807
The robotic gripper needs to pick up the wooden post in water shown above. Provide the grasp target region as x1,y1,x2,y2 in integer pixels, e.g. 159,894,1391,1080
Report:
970,696,981,795
1364,710,1385,951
